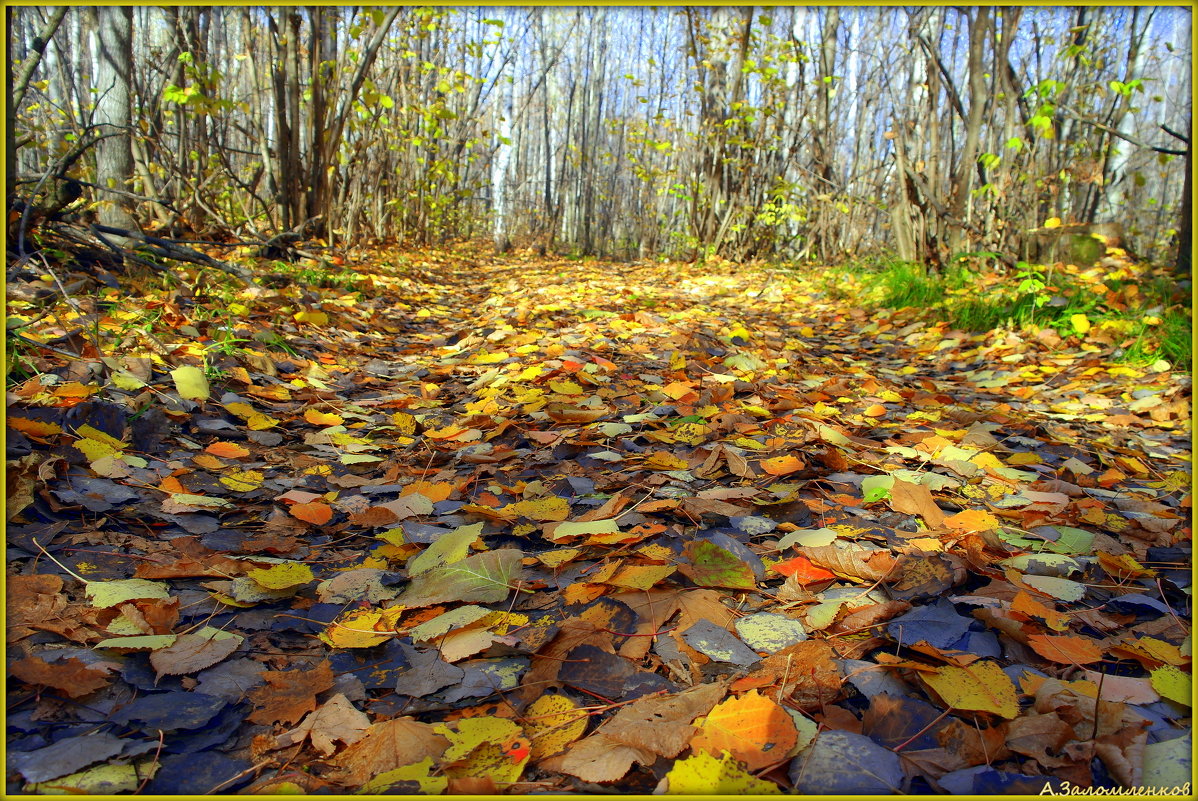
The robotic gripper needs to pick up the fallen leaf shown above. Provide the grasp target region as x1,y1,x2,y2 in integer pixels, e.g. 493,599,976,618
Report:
11,655,110,697
275,693,371,755
920,660,1019,718
690,689,798,770
248,660,335,726
1027,633,1104,665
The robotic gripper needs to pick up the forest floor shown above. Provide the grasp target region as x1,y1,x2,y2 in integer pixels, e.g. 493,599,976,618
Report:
5,249,1192,794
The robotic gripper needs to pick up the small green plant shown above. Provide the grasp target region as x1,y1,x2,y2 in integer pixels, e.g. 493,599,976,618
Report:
1012,262,1051,313
204,327,250,357
254,331,299,357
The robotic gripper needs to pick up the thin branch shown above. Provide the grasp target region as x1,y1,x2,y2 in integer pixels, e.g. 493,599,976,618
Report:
11,7,68,111
1058,104,1187,156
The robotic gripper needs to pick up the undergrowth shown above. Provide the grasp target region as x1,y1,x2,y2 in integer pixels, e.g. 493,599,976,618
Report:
807,253,1192,368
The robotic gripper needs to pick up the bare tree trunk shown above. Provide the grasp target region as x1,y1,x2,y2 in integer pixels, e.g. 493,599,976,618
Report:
492,50,515,252
946,8,990,255
1096,7,1154,223
91,6,137,231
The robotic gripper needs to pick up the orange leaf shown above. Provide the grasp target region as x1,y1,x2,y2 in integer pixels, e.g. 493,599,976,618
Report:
662,381,697,401
206,441,250,459
689,689,797,771
1011,591,1069,631
7,417,63,438
305,408,344,426
192,454,226,470
159,476,186,494
943,509,999,532
1027,633,1104,665
862,404,887,418
291,502,334,525
771,556,836,585
760,455,804,476
404,481,454,503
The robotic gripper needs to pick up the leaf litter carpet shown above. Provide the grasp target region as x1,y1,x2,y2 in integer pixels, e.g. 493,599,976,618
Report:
6,253,1192,794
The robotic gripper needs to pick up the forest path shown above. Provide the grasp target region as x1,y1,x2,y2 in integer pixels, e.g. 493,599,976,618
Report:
5,251,1190,794
359,254,1189,479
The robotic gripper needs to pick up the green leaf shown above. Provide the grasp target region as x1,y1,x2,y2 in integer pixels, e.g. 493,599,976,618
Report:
679,540,757,590
547,519,620,542
86,579,171,608
94,634,179,651
407,522,483,576
400,549,524,607
861,474,893,503
408,605,491,642
1044,526,1094,555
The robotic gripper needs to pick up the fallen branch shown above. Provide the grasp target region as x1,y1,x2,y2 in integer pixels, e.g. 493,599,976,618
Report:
89,223,256,285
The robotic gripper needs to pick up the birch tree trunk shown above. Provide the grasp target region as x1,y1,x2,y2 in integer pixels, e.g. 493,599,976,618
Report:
91,6,137,231
492,63,515,252
1096,7,1154,222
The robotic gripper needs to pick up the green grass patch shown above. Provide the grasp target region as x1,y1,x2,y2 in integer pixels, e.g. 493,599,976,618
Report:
802,254,1191,368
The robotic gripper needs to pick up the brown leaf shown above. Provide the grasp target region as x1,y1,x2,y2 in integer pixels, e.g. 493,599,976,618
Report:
275,693,371,756
890,479,947,526
937,718,1012,766
134,555,238,579
830,600,912,634
801,544,896,582
1004,713,1075,767
150,631,242,678
741,639,842,711
601,680,727,757
249,660,335,726
518,619,613,704
348,505,401,528
11,655,110,697
540,733,655,783
6,574,66,641
331,717,449,785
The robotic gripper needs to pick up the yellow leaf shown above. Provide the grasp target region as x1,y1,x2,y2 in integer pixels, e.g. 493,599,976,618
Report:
921,661,1019,718
171,365,210,401
537,548,583,568
646,451,689,471
504,496,569,522
523,695,588,761
1044,217,1062,229
663,751,781,795
319,608,395,648
294,310,329,325
1071,314,1091,335
220,469,264,492
548,379,583,395
111,371,147,390
360,757,448,794
435,717,529,783
248,562,315,590
75,424,125,449
1150,666,1191,707
606,563,677,590
74,438,119,463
